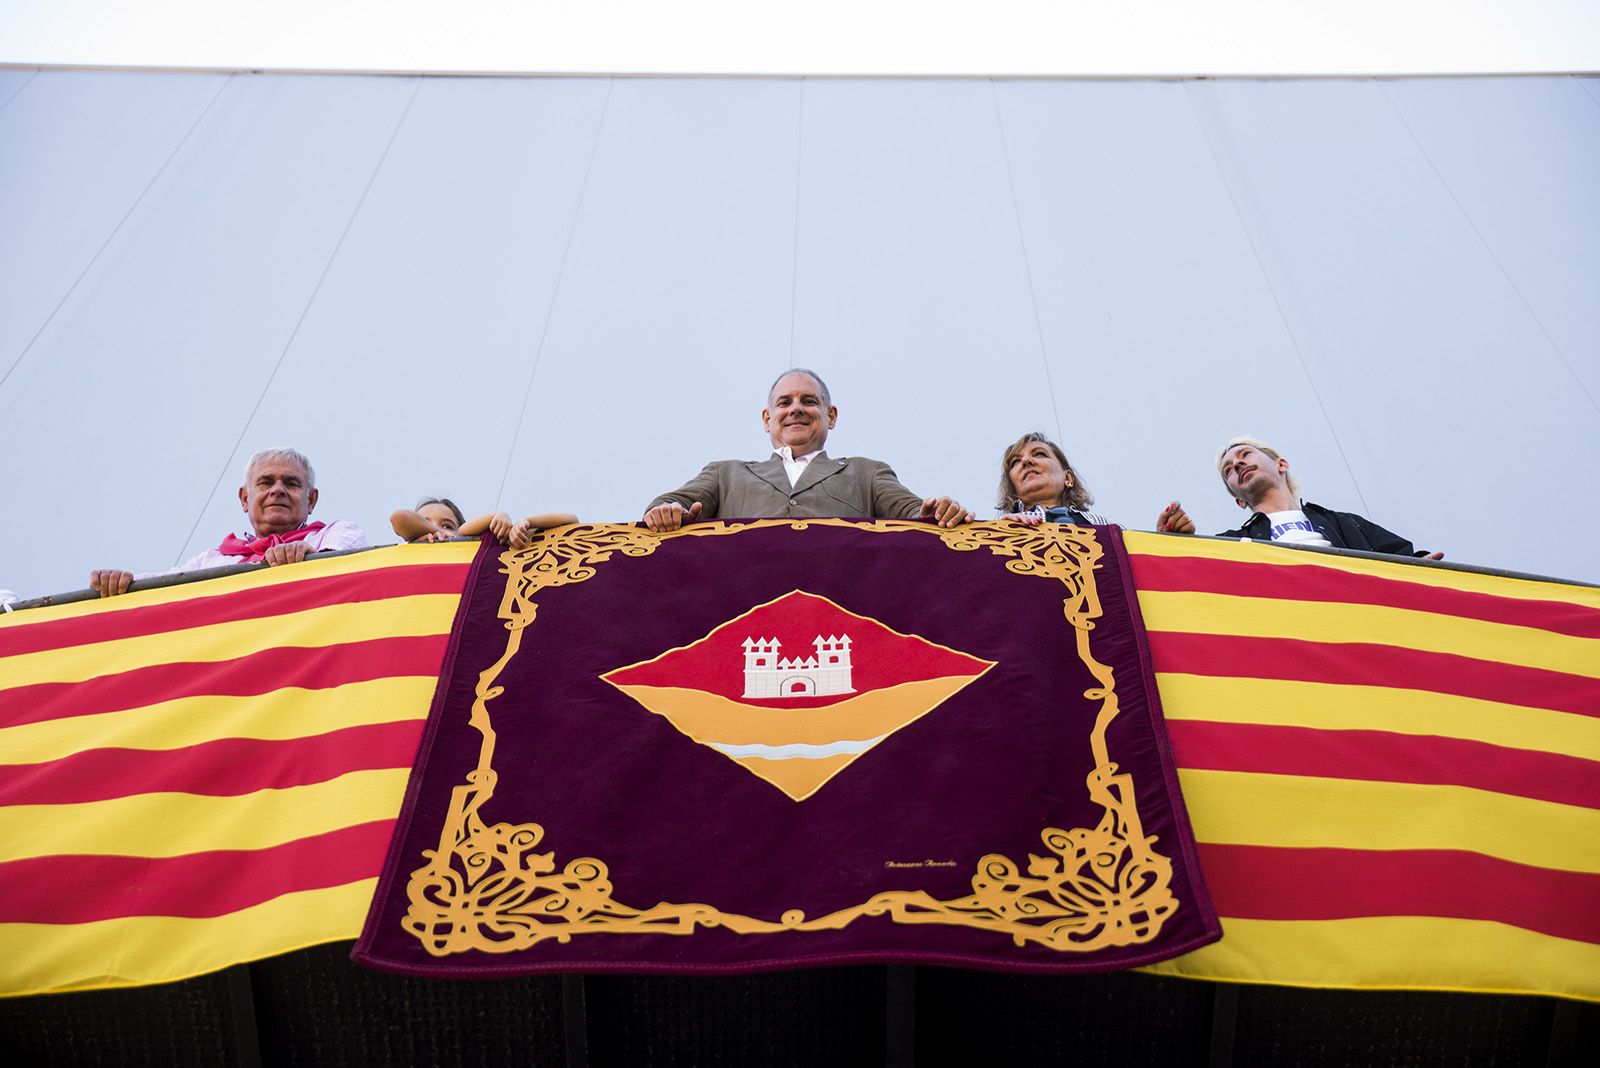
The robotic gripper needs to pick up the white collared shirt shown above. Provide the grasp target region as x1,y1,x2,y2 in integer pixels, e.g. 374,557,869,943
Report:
773,446,824,487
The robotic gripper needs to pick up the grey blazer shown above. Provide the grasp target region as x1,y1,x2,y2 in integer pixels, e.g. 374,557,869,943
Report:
648,452,924,520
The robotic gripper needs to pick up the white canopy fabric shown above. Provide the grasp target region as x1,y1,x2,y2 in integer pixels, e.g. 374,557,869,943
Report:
2,70,1597,597
2,1,1599,77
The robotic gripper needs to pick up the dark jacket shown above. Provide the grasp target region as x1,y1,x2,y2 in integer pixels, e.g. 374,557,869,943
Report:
1217,501,1427,557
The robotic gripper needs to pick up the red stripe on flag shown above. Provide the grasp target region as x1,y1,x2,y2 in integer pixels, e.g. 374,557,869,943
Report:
0,634,449,729
1148,632,1600,719
0,720,426,806
1131,555,1600,639
1166,721,1600,810
0,821,397,923
0,563,468,659
1197,844,1600,944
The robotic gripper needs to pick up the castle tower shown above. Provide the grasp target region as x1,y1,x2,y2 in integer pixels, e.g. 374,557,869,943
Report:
743,637,783,697
743,636,781,670
814,633,852,667
811,634,855,695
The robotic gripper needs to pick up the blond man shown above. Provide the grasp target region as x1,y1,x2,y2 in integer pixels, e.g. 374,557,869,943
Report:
1214,437,1440,559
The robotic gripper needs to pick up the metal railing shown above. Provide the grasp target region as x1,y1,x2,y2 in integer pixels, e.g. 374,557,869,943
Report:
6,528,1595,614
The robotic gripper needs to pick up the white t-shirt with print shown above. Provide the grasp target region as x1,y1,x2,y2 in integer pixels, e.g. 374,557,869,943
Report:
1264,510,1332,547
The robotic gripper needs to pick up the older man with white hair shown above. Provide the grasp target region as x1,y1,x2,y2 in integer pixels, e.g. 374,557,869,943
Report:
1213,437,1441,559
89,447,368,597
644,368,973,531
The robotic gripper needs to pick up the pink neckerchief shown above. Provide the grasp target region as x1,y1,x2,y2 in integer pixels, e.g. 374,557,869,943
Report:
216,521,327,563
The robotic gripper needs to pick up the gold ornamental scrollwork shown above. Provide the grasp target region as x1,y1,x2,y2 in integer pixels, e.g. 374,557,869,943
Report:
401,519,1177,956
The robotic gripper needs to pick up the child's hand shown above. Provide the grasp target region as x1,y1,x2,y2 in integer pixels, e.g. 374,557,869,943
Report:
511,513,579,548
487,512,514,543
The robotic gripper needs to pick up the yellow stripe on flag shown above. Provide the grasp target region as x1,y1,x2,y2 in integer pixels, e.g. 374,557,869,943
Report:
0,544,471,997
1127,533,1600,1001
1123,532,1600,609
0,676,437,765
1178,769,1600,874
0,768,411,862
0,879,377,998
1141,916,1600,1003
1154,674,1600,762
3,594,461,688
1140,590,1600,679
0,542,478,629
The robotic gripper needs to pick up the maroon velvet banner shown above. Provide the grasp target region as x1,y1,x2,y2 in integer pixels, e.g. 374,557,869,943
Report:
354,519,1219,976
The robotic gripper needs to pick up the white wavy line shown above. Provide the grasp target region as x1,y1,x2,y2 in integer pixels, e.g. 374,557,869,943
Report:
709,735,887,760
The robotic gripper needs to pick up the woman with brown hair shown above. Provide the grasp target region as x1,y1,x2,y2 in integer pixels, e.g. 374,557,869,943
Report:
998,432,1192,532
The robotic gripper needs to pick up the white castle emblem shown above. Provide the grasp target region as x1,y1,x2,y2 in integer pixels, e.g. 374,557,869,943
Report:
741,634,855,699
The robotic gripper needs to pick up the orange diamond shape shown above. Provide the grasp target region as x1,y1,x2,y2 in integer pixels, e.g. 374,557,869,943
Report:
602,590,994,801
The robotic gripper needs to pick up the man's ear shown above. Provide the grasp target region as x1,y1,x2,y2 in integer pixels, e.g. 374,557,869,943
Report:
761,406,773,433
1235,495,1250,510
238,486,249,512
307,487,319,515
827,405,838,429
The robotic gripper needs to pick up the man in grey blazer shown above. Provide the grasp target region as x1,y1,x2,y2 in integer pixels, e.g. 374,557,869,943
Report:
643,369,973,531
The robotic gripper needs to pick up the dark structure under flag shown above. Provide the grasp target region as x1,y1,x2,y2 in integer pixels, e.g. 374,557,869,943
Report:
355,518,1220,976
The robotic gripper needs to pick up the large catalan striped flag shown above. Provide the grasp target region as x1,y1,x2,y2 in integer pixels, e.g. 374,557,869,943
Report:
0,542,475,997
5,530,1597,1002
1125,532,1600,1003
